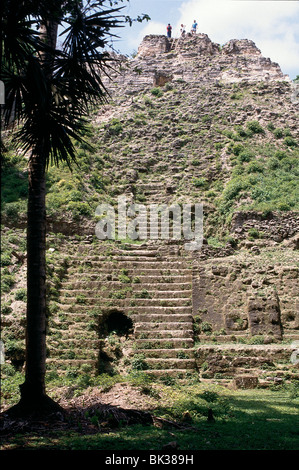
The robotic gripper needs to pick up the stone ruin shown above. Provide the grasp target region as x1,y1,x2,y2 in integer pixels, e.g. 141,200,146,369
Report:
135,33,290,84
3,33,298,389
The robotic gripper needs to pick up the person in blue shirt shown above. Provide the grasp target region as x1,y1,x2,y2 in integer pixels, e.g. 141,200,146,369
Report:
191,20,198,34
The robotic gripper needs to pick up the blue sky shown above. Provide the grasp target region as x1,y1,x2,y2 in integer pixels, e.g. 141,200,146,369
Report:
110,0,299,80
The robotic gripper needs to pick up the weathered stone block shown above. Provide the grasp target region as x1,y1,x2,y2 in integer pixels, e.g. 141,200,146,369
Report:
222,39,261,56
211,265,228,276
225,313,248,331
137,35,171,57
233,375,259,389
247,292,282,337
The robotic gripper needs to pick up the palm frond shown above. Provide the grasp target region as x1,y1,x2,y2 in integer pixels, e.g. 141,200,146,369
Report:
1,1,43,69
2,0,126,169
18,108,87,169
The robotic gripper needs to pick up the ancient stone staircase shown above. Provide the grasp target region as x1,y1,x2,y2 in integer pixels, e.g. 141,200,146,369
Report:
46,238,299,386
47,241,196,376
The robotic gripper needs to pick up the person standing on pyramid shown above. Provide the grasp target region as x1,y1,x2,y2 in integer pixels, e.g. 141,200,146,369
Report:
167,23,172,38
191,20,198,34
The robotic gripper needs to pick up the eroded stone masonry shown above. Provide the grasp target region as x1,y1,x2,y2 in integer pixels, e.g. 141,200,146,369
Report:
108,33,291,92
2,33,299,388
50,35,299,386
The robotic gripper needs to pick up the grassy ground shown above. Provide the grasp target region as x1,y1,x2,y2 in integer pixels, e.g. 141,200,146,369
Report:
1,370,299,451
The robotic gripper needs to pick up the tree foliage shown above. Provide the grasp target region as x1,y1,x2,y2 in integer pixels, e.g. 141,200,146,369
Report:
1,0,135,166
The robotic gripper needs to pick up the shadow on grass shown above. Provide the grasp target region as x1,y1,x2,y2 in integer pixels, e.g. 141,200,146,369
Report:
1,390,299,450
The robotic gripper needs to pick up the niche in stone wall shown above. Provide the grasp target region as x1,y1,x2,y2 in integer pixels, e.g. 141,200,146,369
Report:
98,310,134,374
153,71,173,87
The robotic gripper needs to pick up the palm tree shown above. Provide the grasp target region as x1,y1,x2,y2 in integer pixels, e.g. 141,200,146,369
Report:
1,0,129,416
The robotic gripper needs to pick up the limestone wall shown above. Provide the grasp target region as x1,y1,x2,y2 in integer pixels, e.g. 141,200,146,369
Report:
134,33,290,84
137,34,171,57
192,250,299,340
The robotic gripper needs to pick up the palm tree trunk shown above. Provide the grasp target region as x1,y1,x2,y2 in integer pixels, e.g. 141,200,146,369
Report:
21,150,47,402
8,149,63,415
7,149,62,416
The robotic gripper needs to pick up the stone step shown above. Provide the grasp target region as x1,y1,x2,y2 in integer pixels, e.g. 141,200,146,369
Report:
46,359,98,368
67,255,169,263
67,250,160,257
113,249,162,255
65,272,191,281
59,304,193,314
233,366,289,375
135,329,194,339
48,325,98,336
62,244,160,254
49,318,194,332
198,334,251,343
58,297,192,307
145,358,196,370
143,369,197,377
48,349,98,360
116,244,163,250
135,338,194,348
135,321,194,331
282,332,299,341
69,256,187,269
196,343,296,353
137,348,195,359
70,266,192,273
48,339,100,348
53,322,100,331
66,269,192,278
137,183,166,190
49,312,101,320
195,344,295,362
131,313,194,322
60,290,192,299
61,282,192,291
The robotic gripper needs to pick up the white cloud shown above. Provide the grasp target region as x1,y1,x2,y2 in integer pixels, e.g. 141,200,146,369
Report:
176,0,299,77
127,0,299,78
127,21,166,52
177,0,299,38
138,20,166,41
258,37,299,77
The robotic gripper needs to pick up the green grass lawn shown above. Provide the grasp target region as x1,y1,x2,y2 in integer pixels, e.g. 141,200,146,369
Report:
47,391,299,451
1,372,299,451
